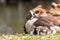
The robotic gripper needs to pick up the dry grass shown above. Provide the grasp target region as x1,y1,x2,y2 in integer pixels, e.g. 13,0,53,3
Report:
0,33,60,40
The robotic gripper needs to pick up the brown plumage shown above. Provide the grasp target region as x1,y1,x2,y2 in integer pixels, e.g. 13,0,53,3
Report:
34,16,54,27
32,5,48,16
48,2,60,16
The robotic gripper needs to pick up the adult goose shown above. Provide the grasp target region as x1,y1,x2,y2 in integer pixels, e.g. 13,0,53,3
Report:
24,10,55,35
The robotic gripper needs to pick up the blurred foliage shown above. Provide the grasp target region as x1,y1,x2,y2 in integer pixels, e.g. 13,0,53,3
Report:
0,33,60,40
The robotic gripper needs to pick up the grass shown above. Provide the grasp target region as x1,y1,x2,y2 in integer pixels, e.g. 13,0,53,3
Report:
0,33,60,40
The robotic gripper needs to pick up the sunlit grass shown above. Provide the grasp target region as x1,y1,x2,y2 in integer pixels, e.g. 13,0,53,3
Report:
0,33,60,40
